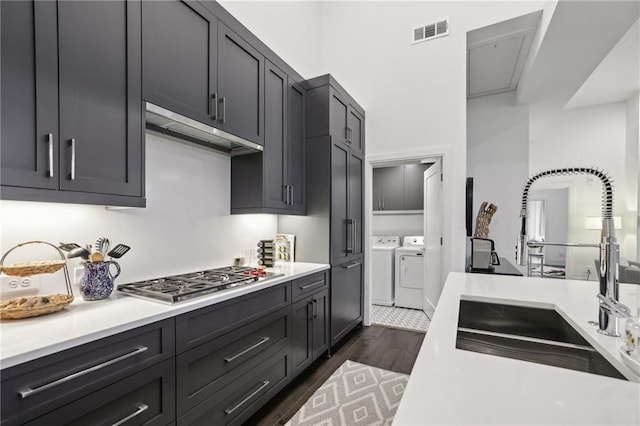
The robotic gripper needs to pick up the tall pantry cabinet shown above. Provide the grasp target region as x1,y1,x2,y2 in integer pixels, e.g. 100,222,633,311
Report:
280,75,365,348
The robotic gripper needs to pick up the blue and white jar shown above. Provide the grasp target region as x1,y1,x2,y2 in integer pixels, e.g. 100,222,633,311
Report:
79,260,121,301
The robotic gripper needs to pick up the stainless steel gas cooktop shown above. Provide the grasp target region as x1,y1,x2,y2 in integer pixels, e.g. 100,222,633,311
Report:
117,266,283,303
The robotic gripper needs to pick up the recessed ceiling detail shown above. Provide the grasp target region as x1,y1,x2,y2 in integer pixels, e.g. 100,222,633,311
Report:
467,11,542,99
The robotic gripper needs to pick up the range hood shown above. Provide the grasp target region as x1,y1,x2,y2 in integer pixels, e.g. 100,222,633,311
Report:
145,102,263,156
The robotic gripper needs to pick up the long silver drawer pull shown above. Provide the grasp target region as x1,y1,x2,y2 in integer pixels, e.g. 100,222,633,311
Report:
313,299,318,318
224,380,270,415
211,93,218,120
300,280,324,291
345,219,354,253
352,218,357,253
19,346,148,399
69,138,76,180
224,337,270,363
290,186,294,204
220,97,226,123
343,262,361,270
112,404,149,426
47,133,54,178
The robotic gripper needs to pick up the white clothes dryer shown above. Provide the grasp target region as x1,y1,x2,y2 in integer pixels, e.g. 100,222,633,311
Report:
395,236,425,310
372,236,401,306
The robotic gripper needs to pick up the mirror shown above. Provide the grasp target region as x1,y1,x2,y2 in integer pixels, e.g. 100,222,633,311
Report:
466,2,640,280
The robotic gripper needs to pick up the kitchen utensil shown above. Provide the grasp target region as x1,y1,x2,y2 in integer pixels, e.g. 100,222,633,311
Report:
58,242,81,252
95,237,110,255
107,244,130,259
68,246,90,260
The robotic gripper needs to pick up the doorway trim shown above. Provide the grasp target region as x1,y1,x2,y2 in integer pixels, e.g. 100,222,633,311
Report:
365,146,452,326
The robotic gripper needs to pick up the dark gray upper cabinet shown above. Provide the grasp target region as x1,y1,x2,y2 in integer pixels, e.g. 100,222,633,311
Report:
373,164,430,211
142,0,217,125
330,90,349,147
57,0,143,197
348,108,364,154
1,0,58,191
231,61,305,215
1,0,144,207
216,22,264,145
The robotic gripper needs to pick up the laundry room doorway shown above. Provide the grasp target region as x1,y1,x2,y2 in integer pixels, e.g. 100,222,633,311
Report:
367,154,445,330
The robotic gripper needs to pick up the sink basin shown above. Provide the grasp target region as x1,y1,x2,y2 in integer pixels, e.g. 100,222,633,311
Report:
456,299,626,380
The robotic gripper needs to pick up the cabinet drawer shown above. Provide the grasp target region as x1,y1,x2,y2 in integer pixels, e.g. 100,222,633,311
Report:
177,347,290,426
1,319,174,426
26,359,175,426
176,282,290,353
291,271,328,302
177,306,289,414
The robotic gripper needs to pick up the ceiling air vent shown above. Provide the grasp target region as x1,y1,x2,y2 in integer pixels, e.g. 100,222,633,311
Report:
413,17,450,44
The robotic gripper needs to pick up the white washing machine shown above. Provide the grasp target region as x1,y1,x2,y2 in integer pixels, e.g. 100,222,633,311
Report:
395,236,425,310
372,236,401,306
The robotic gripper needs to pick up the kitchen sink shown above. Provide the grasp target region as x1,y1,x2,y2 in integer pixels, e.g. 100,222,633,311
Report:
456,299,627,380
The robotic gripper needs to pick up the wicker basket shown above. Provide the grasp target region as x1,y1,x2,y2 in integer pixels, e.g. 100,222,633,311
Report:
0,260,66,277
0,241,74,320
0,294,74,319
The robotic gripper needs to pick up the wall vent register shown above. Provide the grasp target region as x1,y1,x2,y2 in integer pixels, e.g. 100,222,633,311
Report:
413,17,450,44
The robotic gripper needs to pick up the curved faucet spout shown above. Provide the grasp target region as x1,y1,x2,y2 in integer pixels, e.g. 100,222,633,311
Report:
514,167,621,337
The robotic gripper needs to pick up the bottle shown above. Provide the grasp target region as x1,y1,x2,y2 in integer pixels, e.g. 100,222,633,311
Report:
624,317,640,358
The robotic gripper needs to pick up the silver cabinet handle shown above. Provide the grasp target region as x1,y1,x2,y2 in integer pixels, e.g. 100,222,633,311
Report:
211,93,218,120
220,97,226,123
283,185,289,204
352,218,357,254
46,133,54,178
112,404,149,426
289,185,294,205
346,127,353,143
307,301,313,320
19,346,148,399
312,299,318,318
224,337,270,363
343,262,361,270
382,199,385,210
224,380,270,415
346,218,355,253
300,280,324,291
69,138,76,180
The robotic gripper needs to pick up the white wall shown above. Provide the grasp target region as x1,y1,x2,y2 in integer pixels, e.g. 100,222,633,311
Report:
529,188,569,266
372,214,423,237
529,101,634,279
217,0,322,79
467,91,529,262
0,133,277,294
318,1,544,278
627,92,640,257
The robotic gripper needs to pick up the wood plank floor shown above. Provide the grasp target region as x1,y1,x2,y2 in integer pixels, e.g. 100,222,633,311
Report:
244,325,426,425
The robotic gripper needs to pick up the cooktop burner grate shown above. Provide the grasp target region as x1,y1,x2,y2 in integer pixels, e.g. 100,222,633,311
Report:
117,266,282,303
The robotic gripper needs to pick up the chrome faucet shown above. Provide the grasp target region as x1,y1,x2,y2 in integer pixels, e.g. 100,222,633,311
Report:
515,167,629,336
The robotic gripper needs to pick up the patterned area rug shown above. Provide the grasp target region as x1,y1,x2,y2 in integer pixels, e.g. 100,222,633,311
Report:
285,360,409,426
371,305,430,333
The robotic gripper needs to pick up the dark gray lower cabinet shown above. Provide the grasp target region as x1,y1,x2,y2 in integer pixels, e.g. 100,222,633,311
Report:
0,319,174,426
331,259,364,346
1,276,332,425
291,289,328,376
26,359,175,426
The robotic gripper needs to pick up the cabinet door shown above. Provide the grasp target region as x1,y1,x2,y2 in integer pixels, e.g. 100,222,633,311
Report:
311,289,329,359
329,89,349,146
1,0,58,190
291,297,312,376
403,163,429,210
25,360,175,426
142,0,217,125
381,166,404,211
347,107,364,154
287,81,306,212
331,142,350,265
58,0,143,197
330,260,363,347
349,152,364,258
264,60,287,209
217,22,264,145
372,168,384,211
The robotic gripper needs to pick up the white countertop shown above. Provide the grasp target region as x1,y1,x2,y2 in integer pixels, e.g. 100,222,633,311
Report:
393,273,640,425
0,262,329,369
